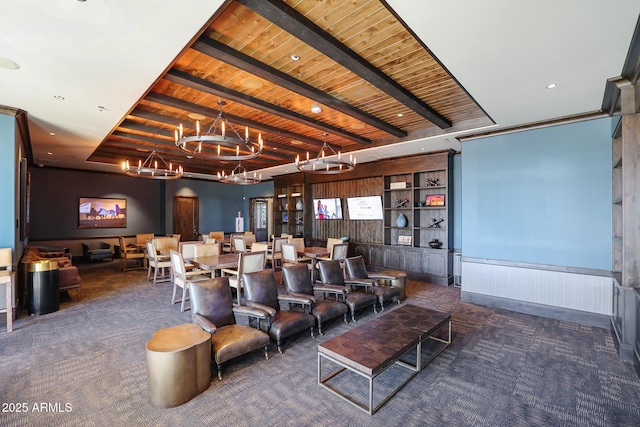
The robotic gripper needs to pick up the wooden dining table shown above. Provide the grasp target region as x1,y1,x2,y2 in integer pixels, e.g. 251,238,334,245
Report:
187,253,239,275
299,246,330,282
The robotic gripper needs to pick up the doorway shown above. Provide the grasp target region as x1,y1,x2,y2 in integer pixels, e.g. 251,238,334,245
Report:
173,196,199,241
250,198,271,242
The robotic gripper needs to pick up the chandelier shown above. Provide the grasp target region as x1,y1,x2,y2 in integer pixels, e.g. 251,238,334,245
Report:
295,133,356,174
122,149,183,179
175,100,263,161
217,162,262,185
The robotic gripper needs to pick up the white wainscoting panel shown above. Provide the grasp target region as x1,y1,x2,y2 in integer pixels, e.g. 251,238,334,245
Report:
462,261,612,315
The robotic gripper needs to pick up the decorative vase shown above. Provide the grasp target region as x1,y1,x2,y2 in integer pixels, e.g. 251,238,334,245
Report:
396,213,408,228
428,239,443,249
295,200,303,211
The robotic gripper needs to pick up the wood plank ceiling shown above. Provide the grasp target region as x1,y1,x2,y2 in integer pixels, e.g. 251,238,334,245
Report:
89,0,490,178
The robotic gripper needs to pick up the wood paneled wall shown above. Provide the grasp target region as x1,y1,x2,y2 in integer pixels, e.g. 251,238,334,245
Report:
311,177,384,243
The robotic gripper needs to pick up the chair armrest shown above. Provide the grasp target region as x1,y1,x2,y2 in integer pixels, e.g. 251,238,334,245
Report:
313,284,349,296
221,268,238,276
232,304,270,320
280,292,316,304
345,279,375,292
246,301,277,317
367,274,396,280
192,314,217,334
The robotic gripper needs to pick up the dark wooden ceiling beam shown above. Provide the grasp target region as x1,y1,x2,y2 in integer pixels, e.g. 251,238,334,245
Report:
237,0,451,129
145,92,331,149
165,69,372,145
193,37,408,138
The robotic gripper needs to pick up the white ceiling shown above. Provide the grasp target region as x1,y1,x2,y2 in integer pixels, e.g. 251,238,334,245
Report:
1,0,638,179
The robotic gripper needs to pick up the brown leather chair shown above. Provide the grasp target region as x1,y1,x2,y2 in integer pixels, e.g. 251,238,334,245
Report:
242,269,315,353
344,256,401,312
282,264,348,334
318,259,377,322
190,277,271,380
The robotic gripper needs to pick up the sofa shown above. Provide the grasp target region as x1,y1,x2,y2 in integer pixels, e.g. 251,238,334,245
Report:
82,241,114,263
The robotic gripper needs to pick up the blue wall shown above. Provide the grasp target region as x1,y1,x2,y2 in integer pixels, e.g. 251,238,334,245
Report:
0,115,16,248
461,118,611,270
453,154,462,250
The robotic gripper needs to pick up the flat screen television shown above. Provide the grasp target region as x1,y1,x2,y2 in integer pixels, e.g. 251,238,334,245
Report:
346,196,383,220
313,198,343,220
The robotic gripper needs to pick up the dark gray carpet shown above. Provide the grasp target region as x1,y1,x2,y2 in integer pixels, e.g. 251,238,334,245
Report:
1,260,639,426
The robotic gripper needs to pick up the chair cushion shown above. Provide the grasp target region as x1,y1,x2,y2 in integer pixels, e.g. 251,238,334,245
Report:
267,310,315,341
374,285,400,302
344,291,377,312
211,324,270,365
309,300,348,324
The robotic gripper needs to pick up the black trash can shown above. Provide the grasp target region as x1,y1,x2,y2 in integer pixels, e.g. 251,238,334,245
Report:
26,259,59,315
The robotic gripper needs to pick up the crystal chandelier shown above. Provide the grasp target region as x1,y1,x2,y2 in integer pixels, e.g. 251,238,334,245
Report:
295,133,355,174
217,162,262,185
175,100,263,161
122,149,183,179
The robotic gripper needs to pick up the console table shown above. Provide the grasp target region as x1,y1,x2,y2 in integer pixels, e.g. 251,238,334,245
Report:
318,304,451,415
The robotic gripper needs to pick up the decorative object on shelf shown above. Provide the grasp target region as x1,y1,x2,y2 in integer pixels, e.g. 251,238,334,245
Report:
394,199,409,208
295,200,303,211
295,217,303,225
295,133,355,174
417,200,425,207
175,100,263,161
217,162,262,185
389,182,408,189
425,194,445,207
283,214,289,223
427,218,444,228
122,149,183,179
428,239,443,249
285,203,288,210
396,213,408,227
425,177,439,187
398,235,412,246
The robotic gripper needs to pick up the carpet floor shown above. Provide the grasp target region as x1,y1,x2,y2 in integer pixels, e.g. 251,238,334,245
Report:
1,260,639,426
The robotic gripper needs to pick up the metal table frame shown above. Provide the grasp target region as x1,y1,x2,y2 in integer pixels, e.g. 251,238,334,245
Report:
318,315,451,415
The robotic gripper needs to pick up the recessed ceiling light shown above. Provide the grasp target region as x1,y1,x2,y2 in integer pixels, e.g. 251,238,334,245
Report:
0,56,20,70
186,155,193,159
397,113,403,117
47,152,53,155
54,95,65,100
291,139,304,145
291,54,300,61
187,113,206,121
546,83,557,89
310,105,322,114
49,132,56,136
241,77,264,89
421,148,425,151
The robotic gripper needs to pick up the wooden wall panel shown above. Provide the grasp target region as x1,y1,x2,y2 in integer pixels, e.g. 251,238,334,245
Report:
310,176,384,243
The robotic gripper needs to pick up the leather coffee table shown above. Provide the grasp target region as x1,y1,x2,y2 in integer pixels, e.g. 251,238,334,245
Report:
318,304,451,415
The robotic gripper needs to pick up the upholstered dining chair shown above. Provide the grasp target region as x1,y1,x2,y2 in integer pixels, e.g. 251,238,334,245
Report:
190,277,271,380
209,231,225,242
250,242,268,253
146,240,171,284
242,234,256,249
242,269,315,353
344,256,401,312
233,237,246,254
318,259,377,322
282,264,348,335
170,250,211,312
179,241,201,271
288,237,312,263
268,236,288,271
193,242,221,258
118,236,145,272
221,251,266,305
317,238,344,262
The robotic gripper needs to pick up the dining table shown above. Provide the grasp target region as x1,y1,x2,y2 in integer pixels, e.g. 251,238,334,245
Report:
299,246,330,282
186,253,239,277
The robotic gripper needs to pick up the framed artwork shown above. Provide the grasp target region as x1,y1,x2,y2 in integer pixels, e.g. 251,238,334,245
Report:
425,194,445,207
78,197,127,228
398,235,412,246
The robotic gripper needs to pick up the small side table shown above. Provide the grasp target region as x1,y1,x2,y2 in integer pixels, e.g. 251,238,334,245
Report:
146,324,211,408
375,270,407,301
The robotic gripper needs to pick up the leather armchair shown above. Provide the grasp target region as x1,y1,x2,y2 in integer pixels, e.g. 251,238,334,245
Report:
344,256,401,312
318,259,377,322
282,264,348,334
242,269,315,353
190,277,271,380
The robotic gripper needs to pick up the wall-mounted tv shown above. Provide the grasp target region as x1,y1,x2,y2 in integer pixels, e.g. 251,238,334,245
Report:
314,198,343,220
346,196,383,220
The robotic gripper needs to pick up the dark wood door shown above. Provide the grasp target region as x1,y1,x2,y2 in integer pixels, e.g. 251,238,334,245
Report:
173,196,199,242
250,198,268,242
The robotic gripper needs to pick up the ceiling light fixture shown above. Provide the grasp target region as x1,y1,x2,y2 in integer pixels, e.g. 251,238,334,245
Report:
295,133,356,174
54,95,65,100
546,83,557,89
310,105,322,114
217,162,262,185
291,54,300,61
175,100,263,161
122,148,183,179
